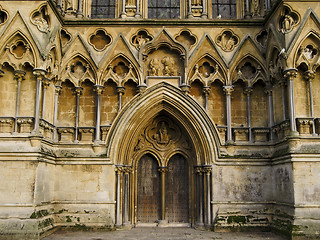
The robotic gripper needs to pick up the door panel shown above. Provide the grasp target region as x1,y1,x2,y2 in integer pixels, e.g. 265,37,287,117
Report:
137,154,160,223
166,154,189,223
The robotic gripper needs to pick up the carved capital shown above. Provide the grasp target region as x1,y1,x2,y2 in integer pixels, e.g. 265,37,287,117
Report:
264,85,273,96
194,166,203,175
180,84,190,95
74,86,83,96
203,166,212,174
283,68,297,81
137,83,147,94
223,85,234,95
203,86,211,96
117,86,125,94
42,78,51,88
158,167,168,173
14,70,26,82
303,70,315,81
55,85,62,95
94,84,104,95
33,68,47,81
243,87,253,96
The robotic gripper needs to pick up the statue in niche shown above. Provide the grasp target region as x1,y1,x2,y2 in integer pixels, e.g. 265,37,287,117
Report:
33,17,49,33
133,34,146,48
161,56,176,76
148,59,160,76
301,46,315,60
153,122,170,145
281,14,295,33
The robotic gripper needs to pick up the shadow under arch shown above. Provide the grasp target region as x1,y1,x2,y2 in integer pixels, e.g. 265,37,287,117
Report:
106,82,221,166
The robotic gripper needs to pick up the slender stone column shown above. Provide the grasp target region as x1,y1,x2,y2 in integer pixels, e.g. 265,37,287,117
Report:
187,0,193,18
33,68,47,133
223,86,234,144
117,86,125,110
135,0,141,18
203,86,211,111
279,80,287,121
94,85,104,143
201,0,207,18
203,166,212,226
121,0,127,18
115,167,123,226
283,69,298,134
123,167,131,225
76,0,83,17
13,71,25,134
158,167,168,223
41,78,51,120
53,85,62,142
303,70,316,135
244,87,252,142
74,86,83,143
265,85,275,140
195,167,204,226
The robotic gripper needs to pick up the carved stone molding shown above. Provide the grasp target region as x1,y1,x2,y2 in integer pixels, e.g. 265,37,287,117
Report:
175,30,196,50
0,6,8,25
256,29,268,48
60,29,72,47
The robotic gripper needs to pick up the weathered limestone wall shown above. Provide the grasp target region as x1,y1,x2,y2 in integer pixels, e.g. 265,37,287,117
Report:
0,67,16,117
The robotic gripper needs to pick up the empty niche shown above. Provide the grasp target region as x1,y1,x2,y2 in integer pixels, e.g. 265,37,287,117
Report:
131,30,153,49
175,30,196,49
239,62,258,80
216,30,239,52
256,30,268,48
61,29,72,47
113,61,129,78
89,29,111,51
199,62,215,78
31,5,50,33
70,61,86,79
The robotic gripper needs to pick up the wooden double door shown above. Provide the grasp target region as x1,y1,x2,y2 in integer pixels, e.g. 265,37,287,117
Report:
137,153,189,224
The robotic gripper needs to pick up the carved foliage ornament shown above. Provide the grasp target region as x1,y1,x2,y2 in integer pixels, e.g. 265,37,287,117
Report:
216,30,239,52
279,6,299,34
131,30,153,49
31,5,50,34
89,29,111,51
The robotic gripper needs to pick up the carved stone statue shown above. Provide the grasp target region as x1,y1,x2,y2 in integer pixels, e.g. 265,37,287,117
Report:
148,59,160,76
161,56,176,76
153,122,170,145
282,14,295,33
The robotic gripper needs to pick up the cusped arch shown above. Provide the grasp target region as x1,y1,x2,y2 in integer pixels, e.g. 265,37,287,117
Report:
101,53,140,86
106,82,220,166
132,150,162,170
231,54,268,87
188,53,227,86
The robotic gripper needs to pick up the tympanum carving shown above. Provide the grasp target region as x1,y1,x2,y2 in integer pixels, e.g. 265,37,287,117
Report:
279,6,299,34
31,5,50,34
89,29,111,51
134,117,192,153
216,30,239,52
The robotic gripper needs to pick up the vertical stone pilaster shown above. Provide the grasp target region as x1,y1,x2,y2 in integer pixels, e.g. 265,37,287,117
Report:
135,0,141,18
121,0,127,18
122,166,132,226
223,85,234,144
283,68,298,135
187,0,193,18
76,0,83,17
279,79,287,121
244,87,252,142
53,85,62,142
201,0,207,18
74,86,83,143
94,85,104,143
13,70,25,134
32,68,47,134
195,167,204,226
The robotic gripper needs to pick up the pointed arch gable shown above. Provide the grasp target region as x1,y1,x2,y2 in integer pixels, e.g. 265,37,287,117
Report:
106,83,220,166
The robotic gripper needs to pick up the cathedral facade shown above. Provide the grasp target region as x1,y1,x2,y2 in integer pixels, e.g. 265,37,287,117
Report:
0,0,320,239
